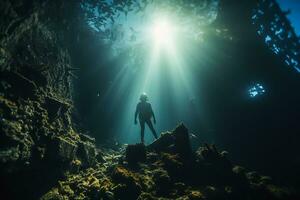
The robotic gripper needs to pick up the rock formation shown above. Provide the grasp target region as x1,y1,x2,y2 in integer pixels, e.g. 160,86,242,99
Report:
41,124,298,200
0,1,97,199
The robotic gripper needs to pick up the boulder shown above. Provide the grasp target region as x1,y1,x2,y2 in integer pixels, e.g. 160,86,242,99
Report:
111,166,142,199
44,96,71,121
46,136,77,164
76,140,97,168
125,143,146,165
147,123,192,161
173,123,192,160
147,131,175,153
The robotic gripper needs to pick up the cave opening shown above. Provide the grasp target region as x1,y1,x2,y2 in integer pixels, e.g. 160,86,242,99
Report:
70,0,300,184
73,0,220,145
1,0,300,199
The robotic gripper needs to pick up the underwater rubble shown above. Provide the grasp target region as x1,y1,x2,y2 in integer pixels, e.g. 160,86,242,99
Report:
41,124,298,200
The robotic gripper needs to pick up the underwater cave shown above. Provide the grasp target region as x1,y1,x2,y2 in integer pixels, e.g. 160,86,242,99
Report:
1,0,300,199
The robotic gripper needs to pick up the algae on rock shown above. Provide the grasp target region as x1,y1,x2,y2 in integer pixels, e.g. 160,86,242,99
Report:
40,124,298,200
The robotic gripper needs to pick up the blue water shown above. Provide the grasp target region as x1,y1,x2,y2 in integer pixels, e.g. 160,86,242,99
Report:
277,0,300,35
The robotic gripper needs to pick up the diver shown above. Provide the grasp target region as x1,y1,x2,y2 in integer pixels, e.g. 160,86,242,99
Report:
134,93,158,143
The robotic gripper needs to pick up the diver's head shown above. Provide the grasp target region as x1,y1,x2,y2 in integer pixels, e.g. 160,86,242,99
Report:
139,93,148,102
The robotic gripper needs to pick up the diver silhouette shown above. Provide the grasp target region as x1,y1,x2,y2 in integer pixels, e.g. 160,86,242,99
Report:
134,93,158,143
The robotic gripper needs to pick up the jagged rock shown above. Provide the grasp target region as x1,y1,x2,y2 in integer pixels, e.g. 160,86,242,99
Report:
147,123,192,161
76,139,97,167
44,96,71,121
152,168,172,196
0,71,37,99
125,143,146,165
196,143,232,173
43,133,97,168
147,131,175,152
39,133,299,200
173,124,192,160
0,103,34,173
46,136,77,164
40,188,63,200
111,166,142,199
159,153,184,179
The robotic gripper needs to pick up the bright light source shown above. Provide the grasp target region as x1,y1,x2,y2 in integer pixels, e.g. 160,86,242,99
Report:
151,19,176,46
248,83,266,98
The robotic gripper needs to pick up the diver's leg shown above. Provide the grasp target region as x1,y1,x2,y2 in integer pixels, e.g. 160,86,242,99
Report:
139,119,145,143
146,119,158,139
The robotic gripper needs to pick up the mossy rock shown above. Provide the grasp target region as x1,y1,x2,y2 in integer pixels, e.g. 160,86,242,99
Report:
40,188,65,200
126,143,146,165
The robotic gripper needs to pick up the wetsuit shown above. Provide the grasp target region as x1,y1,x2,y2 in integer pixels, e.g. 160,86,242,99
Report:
135,101,158,143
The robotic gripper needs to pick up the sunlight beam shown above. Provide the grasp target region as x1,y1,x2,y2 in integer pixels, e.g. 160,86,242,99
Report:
150,18,177,47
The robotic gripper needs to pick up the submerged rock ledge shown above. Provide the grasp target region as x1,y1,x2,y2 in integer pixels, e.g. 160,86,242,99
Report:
41,124,298,200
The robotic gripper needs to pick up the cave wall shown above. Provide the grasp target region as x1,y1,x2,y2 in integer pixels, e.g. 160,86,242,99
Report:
208,0,300,185
0,1,98,199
